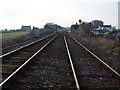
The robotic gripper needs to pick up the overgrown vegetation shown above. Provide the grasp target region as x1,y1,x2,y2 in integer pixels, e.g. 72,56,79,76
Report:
70,30,120,54
84,36,120,53
71,19,93,37
70,19,120,54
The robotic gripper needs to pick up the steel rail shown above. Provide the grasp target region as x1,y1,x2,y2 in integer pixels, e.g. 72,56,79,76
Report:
68,35,120,78
0,33,55,58
64,36,80,90
0,35,58,87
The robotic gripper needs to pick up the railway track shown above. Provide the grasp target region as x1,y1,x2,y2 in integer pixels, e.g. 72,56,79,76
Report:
1,33,55,57
2,33,55,54
1,33,120,90
1,33,57,82
2,37,40,54
1,34,79,90
69,33,120,73
65,34,120,89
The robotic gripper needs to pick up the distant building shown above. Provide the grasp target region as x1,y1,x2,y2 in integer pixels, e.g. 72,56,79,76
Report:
91,25,115,36
101,25,113,32
92,25,114,32
32,27,40,37
21,25,31,32
91,20,103,28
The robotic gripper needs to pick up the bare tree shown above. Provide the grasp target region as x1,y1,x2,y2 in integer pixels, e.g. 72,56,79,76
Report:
79,19,82,24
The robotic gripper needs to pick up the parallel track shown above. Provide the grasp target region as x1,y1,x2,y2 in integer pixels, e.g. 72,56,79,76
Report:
64,36,80,90
1,34,79,90
1,33,55,58
1,33,120,90
1,34,56,82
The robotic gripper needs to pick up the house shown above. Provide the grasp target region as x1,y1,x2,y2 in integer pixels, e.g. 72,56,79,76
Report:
91,20,103,28
101,25,114,32
91,25,115,37
21,25,31,32
32,27,40,37
93,25,114,32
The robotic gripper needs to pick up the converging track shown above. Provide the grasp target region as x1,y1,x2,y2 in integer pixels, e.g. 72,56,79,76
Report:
1,33,120,90
1,34,79,90
65,34,120,90
1,33,56,82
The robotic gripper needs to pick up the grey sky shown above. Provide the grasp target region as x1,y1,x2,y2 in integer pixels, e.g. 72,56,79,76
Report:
0,0,119,29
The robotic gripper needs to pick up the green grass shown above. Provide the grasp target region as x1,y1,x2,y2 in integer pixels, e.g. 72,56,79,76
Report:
2,31,29,41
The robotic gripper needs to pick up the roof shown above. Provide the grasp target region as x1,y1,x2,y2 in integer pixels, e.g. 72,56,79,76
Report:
102,25,111,27
22,26,31,28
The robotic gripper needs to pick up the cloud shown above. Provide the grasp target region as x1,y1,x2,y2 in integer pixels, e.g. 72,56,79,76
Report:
0,0,118,29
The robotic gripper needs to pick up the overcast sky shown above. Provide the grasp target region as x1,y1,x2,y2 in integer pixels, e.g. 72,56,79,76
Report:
0,0,119,29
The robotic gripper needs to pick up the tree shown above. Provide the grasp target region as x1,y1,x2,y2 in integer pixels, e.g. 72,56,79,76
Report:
76,22,78,25
79,19,82,24
44,23,54,29
71,24,79,30
80,22,92,35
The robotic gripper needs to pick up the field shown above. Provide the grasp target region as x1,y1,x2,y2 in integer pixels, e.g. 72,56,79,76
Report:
1,31,33,47
2,31,29,41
